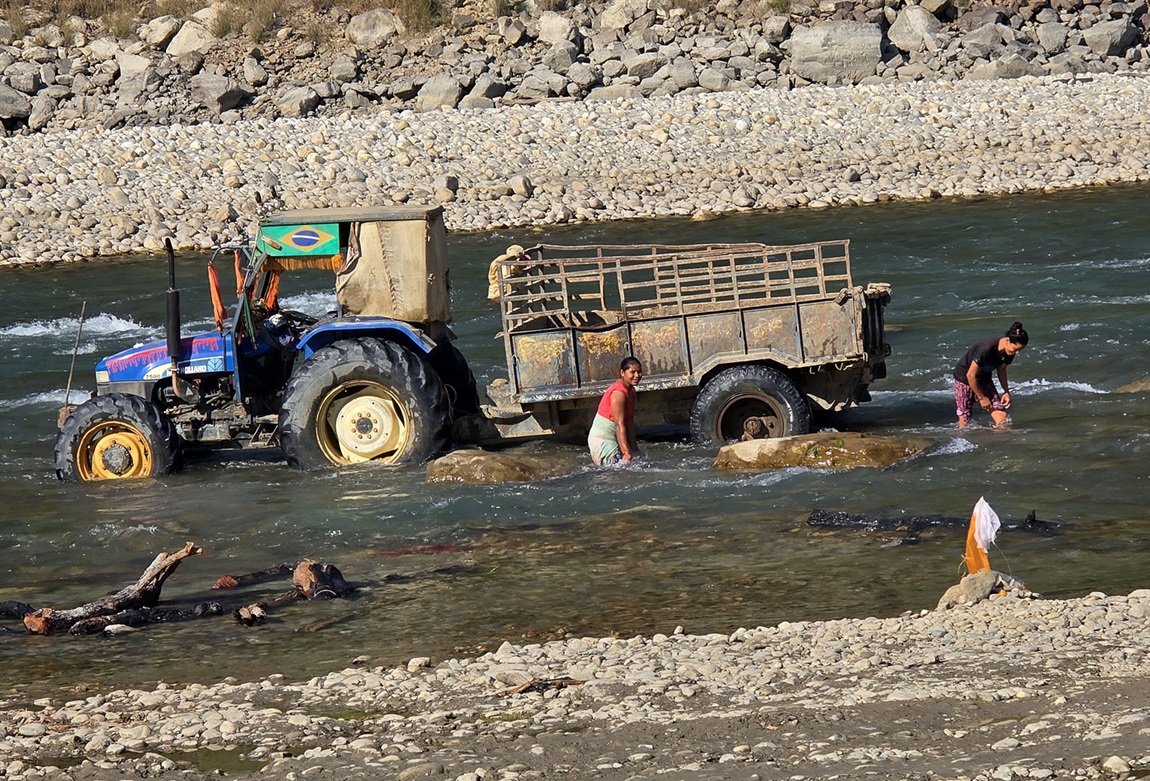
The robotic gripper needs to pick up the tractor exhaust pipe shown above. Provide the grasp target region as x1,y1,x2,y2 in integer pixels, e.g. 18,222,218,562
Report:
165,235,180,370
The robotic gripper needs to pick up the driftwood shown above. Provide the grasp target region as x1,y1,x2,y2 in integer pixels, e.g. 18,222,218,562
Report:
69,602,224,636
7,543,357,637
807,508,1058,536
212,563,293,590
1,601,35,619
23,542,203,635
293,559,354,599
498,677,585,697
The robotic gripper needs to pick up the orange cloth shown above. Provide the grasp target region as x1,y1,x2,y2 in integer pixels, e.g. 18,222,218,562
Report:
208,261,227,332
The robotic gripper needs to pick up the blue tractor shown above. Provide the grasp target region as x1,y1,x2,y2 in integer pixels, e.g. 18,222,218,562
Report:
55,205,478,481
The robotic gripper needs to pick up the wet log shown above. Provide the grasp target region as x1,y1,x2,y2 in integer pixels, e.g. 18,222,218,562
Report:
1,601,35,619
23,541,203,635
293,560,354,600
68,602,224,635
211,563,293,590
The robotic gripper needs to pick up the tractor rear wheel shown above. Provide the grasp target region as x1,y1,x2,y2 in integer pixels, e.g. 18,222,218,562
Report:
690,365,811,445
279,339,450,470
55,394,181,481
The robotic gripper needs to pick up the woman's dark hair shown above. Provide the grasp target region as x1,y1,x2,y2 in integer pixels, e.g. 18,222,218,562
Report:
620,356,641,371
1005,321,1029,346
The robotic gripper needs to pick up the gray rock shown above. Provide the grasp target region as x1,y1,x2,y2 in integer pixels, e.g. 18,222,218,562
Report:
1036,22,1069,55
961,24,1006,59
0,19,11,46
1082,18,1137,57
143,16,182,49
329,55,359,83
346,9,405,49
243,57,268,87
698,67,731,91
0,83,31,119
789,21,883,85
190,73,251,114
669,58,698,89
543,41,580,72
586,83,643,100
27,94,55,131
500,18,528,46
761,14,791,44
623,51,666,79
509,173,534,197
6,62,44,95
601,0,650,31
417,73,462,111
538,11,575,45
165,21,216,58
275,85,320,117
888,5,943,54
117,52,152,80
467,73,508,100
967,53,1043,80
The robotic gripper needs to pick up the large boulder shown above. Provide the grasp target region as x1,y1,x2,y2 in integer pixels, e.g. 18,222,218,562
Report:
888,5,943,54
713,432,930,471
427,449,579,484
416,73,462,111
165,20,216,58
0,82,33,119
1082,18,1137,58
347,8,405,49
788,21,883,85
190,73,252,114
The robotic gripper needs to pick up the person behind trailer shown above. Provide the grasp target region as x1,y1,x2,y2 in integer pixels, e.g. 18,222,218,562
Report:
588,357,643,465
953,321,1029,428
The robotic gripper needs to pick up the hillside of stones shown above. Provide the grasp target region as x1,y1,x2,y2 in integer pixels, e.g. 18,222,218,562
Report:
0,0,1147,135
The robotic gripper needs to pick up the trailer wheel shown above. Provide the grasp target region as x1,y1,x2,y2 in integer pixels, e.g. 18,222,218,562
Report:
55,394,181,481
690,365,811,445
280,339,450,470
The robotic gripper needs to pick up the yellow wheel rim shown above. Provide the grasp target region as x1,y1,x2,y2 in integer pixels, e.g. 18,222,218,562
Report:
76,422,155,480
317,381,410,465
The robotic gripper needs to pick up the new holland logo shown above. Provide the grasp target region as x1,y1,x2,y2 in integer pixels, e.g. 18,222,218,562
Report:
284,226,335,252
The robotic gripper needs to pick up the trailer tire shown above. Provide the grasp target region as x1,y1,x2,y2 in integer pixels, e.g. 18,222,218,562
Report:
690,365,811,445
280,339,450,470
55,393,181,481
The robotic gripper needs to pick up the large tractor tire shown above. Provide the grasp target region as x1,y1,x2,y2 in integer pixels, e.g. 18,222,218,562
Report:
427,341,481,416
690,365,811,445
279,339,450,470
55,393,181,481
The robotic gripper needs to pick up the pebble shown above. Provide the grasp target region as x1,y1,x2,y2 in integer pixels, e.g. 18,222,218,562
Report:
1,73,1150,266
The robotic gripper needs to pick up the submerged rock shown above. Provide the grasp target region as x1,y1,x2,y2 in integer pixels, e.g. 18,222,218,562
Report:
427,448,578,484
713,431,930,471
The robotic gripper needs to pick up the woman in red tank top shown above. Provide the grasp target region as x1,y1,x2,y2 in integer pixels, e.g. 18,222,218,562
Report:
587,357,643,465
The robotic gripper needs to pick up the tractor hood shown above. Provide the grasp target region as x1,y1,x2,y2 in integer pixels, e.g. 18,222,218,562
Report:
95,332,233,385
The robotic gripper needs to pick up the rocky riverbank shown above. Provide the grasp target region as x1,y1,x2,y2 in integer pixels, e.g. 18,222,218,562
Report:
2,70,1150,266
2,586,1149,780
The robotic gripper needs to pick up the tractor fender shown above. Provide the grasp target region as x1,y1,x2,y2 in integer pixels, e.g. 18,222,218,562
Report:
295,318,437,360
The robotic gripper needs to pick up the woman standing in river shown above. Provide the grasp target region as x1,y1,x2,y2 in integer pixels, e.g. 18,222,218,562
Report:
953,322,1029,427
588,357,643,465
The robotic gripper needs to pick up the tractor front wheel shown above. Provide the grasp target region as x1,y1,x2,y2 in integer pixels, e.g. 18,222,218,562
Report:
55,394,181,481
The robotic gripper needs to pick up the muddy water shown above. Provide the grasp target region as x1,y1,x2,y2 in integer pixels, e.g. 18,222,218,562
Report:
2,185,1150,700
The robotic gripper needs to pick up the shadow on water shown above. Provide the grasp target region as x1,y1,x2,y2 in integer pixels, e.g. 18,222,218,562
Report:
3,185,1150,700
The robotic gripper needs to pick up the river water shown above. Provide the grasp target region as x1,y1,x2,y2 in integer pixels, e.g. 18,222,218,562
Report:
3,186,1150,701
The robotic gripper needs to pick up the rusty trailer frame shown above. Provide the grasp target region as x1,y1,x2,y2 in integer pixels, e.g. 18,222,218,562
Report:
495,241,889,407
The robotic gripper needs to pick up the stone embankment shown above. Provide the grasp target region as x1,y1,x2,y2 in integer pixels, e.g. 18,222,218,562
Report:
0,70,1149,266
2,588,1149,780
0,0,1149,265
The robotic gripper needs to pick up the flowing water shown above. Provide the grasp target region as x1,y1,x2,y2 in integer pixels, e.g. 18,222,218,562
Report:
3,186,1150,701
